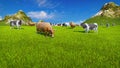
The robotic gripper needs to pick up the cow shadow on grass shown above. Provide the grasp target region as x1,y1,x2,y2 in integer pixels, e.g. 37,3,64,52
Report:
37,32,45,35
74,30,85,33
74,30,96,33
36,32,52,37
11,28,24,30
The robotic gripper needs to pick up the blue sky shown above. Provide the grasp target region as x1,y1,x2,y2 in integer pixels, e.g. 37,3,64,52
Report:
0,0,120,23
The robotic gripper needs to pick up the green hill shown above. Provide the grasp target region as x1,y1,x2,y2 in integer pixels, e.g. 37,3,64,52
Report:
0,20,8,26
2,10,32,25
84,2,120,25
85,16,120,25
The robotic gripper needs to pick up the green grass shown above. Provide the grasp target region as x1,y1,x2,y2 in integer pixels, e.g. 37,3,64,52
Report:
0,21,8,26
0,25,120,68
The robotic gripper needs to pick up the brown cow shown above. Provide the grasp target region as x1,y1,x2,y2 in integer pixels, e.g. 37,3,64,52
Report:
36,22,54,37
57,23,62,26
70,22,76,28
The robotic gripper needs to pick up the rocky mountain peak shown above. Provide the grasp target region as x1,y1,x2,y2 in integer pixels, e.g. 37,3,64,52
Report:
101,2,119,10
94,2,120,18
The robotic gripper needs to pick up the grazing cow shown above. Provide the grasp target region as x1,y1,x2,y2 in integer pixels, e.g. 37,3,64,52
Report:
50,23,56,26
62,23,69,27
81,23,98,33
57,23,62,26
106,23,110,28
112,23,115,26
62,23,67,27
9,20,22,29
70,22,76,28
36,22,54,37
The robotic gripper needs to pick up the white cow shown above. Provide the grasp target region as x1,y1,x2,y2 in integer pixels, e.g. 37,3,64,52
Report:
81,23,98,33
9,20,22,29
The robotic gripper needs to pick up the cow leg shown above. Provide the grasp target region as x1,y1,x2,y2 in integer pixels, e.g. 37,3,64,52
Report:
10,25,15,29
93,28,96,32
95,27,98,32
17,26,19,29
45,32,48,37
85,28,89,33
10,24,13,29
17,25,21,29
36,28,40,33
19,26,21,29
19,25,20,29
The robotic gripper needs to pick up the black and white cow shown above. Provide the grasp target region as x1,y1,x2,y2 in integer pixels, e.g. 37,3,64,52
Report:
9,20,22,29
62,23,69,27
81,23,98,33
106,23,110,28
112,23,115,26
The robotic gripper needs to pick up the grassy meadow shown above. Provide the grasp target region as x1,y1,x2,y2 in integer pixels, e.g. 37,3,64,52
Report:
0,24,120,68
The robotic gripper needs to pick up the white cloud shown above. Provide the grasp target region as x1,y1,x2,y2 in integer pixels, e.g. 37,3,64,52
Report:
27,11,55,19
37,0,46,6
36,0,60,8
0,16,2,20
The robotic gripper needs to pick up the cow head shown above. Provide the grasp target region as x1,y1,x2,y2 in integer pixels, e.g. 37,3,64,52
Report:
49,29,54,37
80,23,87,28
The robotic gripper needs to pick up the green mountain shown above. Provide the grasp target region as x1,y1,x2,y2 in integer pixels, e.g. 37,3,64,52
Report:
84,2,120,25
2,10,32,25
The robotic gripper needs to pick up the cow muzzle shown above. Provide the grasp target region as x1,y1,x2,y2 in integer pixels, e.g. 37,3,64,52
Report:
51,34,54,38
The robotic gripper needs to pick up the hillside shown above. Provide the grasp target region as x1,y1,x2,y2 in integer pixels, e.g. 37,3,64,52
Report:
95,2,120,18
84,2,120,25
2,10,32,25
85,16,120,25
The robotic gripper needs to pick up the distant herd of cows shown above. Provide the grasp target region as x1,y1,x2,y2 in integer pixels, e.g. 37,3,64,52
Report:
9,19,115,37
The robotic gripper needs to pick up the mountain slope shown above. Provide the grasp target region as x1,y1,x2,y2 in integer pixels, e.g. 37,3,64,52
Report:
85,16,120,25
84,2,120,25
2,10,32,25
95,2,120,18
